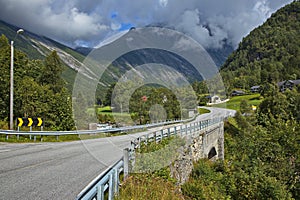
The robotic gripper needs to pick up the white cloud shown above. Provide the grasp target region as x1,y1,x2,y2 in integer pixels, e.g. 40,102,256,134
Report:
0,0,293,48
159,0,168,7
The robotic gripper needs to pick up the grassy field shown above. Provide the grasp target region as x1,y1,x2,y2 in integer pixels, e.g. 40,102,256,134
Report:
198,107,211,114
212,93,263,111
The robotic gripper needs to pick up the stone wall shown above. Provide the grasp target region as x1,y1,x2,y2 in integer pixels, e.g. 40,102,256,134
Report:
170,123,224,185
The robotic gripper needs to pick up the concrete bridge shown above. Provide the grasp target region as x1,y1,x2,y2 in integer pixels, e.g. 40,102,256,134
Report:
0,107,235,200
77,113,228,199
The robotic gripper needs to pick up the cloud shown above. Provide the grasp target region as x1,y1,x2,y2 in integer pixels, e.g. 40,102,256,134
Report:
0,0,293,48
0,0,109,46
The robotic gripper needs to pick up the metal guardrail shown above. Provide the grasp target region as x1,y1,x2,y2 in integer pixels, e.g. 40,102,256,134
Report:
75,158,124,200
0,118,195,141
75,117,224,200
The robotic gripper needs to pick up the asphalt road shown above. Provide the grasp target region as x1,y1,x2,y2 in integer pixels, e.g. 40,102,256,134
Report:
0,107,235,200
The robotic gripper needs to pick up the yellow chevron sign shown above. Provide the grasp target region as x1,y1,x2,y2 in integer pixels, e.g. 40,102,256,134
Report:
17,117,44,127
37,118,43,126
17,118,23,127
28,118,33,126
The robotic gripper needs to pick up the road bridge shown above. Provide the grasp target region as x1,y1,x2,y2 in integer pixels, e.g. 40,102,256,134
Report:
0,107,235,200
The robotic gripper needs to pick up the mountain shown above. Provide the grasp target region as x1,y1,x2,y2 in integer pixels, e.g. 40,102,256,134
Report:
0,20,90,91
221,1,300,92
0,19,233,96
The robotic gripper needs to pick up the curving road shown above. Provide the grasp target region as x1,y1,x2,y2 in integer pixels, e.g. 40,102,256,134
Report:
0,107,235,200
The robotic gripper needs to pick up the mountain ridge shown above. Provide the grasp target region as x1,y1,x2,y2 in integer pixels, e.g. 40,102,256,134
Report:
0,19,233,95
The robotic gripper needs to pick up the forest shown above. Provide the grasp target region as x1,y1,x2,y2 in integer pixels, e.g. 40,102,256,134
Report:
221,1,300,93
0,35,75,130
181,86,300,199
182,1,300,199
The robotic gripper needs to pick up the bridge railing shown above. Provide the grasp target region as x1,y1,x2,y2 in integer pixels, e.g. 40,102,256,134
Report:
75,117,224,200
75,158,124,200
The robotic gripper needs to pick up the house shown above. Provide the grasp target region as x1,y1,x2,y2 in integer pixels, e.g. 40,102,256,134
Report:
210,95,221,104
250,85,261,93
231,90,245,96
278,79,300,92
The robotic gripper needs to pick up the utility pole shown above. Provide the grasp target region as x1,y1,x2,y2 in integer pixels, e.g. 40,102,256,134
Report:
10,29,24,130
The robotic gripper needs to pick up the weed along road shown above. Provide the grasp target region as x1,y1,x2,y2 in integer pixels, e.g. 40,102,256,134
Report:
0,107,234,200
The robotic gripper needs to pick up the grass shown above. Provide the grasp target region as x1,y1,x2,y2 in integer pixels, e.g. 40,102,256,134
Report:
115,174,184,200
198,107,211,114
87,106,132,117
97,106,112,113
212,93,263,111
116,136,186,199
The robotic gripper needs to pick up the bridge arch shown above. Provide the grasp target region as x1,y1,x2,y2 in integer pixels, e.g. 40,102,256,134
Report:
208,147,217,159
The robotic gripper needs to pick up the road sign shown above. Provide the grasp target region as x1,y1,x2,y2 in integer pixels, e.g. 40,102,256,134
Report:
17,117,43,127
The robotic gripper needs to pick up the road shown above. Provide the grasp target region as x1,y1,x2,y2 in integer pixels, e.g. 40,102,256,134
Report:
0,107,235,200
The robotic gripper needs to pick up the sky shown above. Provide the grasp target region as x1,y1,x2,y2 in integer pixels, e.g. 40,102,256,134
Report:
0,0,294,49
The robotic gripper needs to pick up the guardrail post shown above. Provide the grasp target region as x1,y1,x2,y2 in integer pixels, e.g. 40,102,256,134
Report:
145,134,148,145
160,130,164,142
108,170,114,200
167,128,170,138
123,148,129,180
114,168,119,195
97,185,104,200
136,137,140,149
180,125,182,137
174,126,177,135
6,134,8,140
34,135,36,142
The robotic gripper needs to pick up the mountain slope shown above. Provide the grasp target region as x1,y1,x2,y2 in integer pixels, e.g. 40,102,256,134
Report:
1,19,233,96
0,20,88,90
221,1,300,91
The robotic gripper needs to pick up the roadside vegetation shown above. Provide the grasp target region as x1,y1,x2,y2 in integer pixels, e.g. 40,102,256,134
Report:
117,87,300,199
116,136,185,200
182,87,300,199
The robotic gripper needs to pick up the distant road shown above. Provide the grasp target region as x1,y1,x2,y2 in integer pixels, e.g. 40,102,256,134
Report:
0,107,235,200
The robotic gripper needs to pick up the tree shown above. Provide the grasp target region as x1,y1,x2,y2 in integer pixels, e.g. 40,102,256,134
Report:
47,88,75,130
39,51,64,93
240,99,251,114
15,77,50,117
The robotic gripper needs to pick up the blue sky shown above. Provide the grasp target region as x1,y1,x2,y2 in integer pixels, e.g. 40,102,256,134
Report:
0,0,293,48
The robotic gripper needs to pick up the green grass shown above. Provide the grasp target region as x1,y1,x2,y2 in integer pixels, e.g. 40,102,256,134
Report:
212,93,263,111
198,107,211,114
97,106,112,113
116,173,184,200
116,137,185,200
